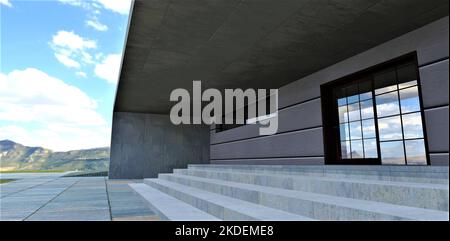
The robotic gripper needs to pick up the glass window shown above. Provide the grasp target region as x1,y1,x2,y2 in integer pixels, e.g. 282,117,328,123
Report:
341,141,351,159
397,64,417,84
378,116,403,141
338,97,347,106
376,91,400,117
362,119,376,139
350,121,362,140
380,141,405,165
340,123,350,141
364,139,378,158
351,140,364,158
347,95,359,104
360,92,372,101
332,59,427,165
360,99,374,119
338,105,348,123
374,69,397,95
348,102,361,121
402,112,424,139
405,139,427,165
399,86,421,114
398,80,417,89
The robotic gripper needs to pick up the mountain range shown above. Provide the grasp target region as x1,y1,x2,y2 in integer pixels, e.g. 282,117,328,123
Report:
0,140,109,172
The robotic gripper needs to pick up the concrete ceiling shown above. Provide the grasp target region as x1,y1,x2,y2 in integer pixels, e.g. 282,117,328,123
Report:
115,0,449,114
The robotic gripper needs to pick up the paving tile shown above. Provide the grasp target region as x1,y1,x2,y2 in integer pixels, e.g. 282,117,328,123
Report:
0,175,157,221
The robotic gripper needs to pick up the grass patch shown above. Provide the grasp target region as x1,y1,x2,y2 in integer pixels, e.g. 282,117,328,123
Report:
0,170,65,174
0,179,15,184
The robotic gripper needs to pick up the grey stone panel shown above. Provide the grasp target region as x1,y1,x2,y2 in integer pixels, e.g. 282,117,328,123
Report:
425,106,449,153
211,157,324,165
430,153,449,166
109,112,210,179
210,128,323,160
211,98,322,144
420,59,449,108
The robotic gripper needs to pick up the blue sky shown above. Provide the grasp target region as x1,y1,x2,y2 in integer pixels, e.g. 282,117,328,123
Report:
0,0,132,151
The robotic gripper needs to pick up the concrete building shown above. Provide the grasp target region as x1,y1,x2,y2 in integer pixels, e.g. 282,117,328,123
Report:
110,0,449,220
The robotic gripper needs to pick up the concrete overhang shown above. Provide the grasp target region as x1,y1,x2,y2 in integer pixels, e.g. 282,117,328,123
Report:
115,0,449,114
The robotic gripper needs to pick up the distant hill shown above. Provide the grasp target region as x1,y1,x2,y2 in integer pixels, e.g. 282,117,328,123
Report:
0,140,109,172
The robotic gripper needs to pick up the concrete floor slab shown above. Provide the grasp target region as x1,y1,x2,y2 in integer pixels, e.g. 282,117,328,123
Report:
0,175,156,221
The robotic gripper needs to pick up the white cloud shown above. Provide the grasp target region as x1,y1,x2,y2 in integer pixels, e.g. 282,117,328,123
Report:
95,0,132,15
52,30,97,50
86,18,108,31
58,0,94,11
0,68,110,151
58,0,132,15
76,71,87,78
0,0,12,7
50,30,97,68
55,53,81,68
94,54,122,84
0,124,110,152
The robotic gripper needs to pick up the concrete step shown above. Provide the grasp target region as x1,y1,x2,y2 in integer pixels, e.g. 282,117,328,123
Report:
187,164,449,184
144,178,314,221
173,168,449,211
129,183,219,221
157,173,449,221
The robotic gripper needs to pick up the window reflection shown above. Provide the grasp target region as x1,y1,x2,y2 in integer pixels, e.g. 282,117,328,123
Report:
378,116,403,141
338,97,347,107
347,95,359,104
360,100,374,119
402,112,424,139
350,121,362,139
351,140,364,158
364,139,378,158
338,105,348,123
380,141,405,165
405,139,427,165
376,91,400,117
375,84,397,95
398,80,417,89
334,60,426,165
360,92,372,101
348,103,361,121
340,123,350,141
362,119,376,138
341,141,351,159
399,87,421,114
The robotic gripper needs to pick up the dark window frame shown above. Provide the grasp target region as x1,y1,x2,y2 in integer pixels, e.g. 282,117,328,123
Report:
321,52,431,165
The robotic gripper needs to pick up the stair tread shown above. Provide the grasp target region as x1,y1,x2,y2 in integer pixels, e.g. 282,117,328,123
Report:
160,173,449,221
175,169,449,189
188,164,449,173
148,178,314,221
187,165,449,184
129,183,220,221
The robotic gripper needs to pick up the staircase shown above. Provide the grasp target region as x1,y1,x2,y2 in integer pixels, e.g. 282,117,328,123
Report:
129,165,449,221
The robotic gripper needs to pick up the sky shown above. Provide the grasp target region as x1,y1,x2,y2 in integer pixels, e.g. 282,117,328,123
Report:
0,0,132,151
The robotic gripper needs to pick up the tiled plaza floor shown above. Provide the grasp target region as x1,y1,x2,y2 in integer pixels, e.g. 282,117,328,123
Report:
0,174,158,221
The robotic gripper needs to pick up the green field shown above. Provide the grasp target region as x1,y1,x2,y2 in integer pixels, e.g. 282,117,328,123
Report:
0,179,15,184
